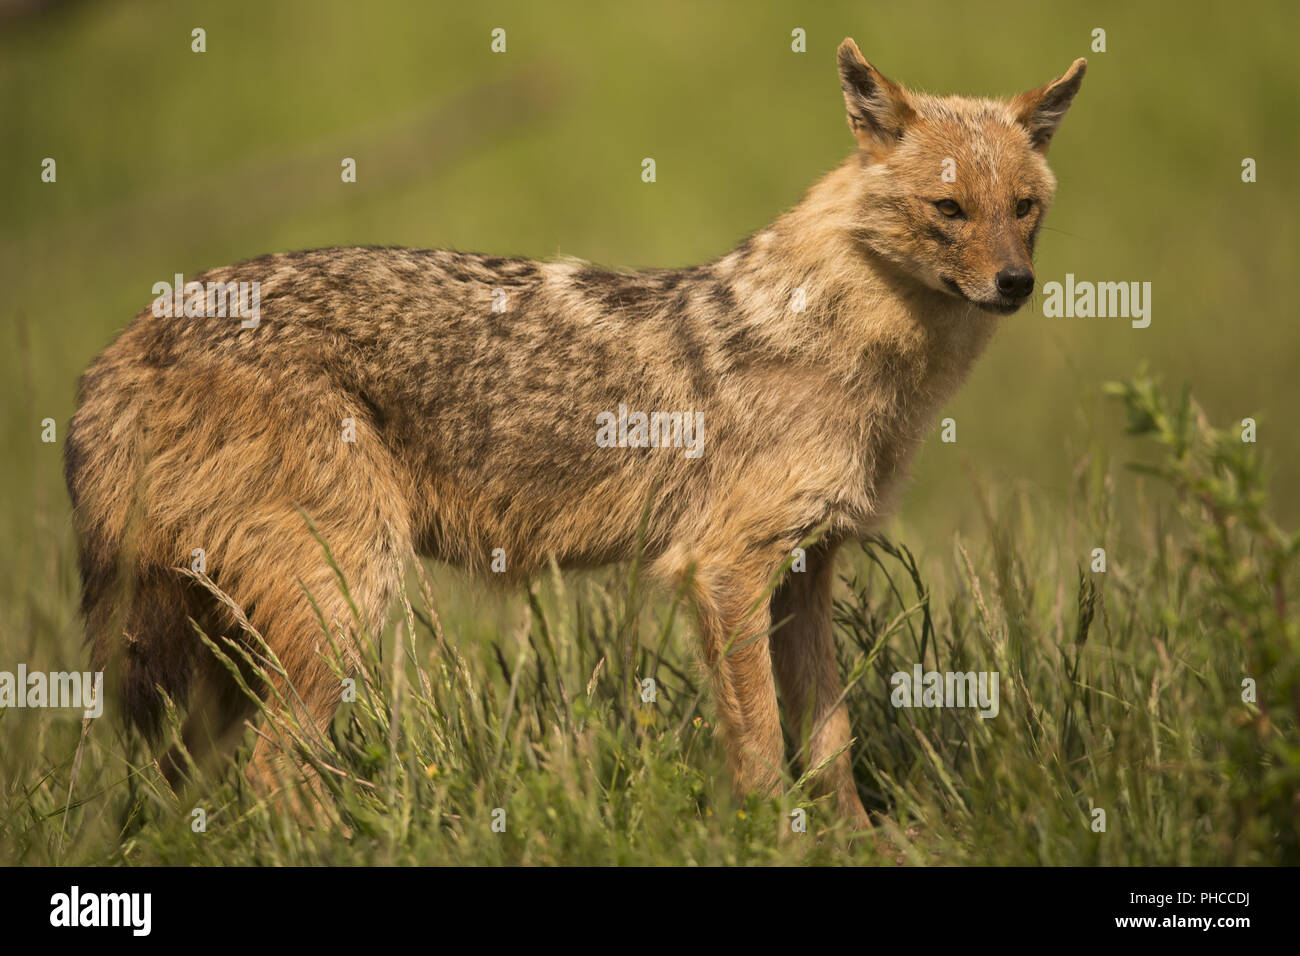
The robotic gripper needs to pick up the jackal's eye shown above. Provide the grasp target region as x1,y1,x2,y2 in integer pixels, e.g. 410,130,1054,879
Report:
934,199,963,218
1015,198,1034,218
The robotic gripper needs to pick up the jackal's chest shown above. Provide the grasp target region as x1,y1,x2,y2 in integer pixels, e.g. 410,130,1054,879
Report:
835,319,997,528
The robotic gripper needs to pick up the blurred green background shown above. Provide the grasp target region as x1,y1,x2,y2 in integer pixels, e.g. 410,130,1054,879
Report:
2,0,1297,656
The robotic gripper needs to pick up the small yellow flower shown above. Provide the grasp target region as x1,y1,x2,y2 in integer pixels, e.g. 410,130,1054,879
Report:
737,810,747,820
425,763,439,778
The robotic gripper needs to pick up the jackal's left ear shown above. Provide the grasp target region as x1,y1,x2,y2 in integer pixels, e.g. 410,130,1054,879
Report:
837,39,915,154
1012,58,1087,153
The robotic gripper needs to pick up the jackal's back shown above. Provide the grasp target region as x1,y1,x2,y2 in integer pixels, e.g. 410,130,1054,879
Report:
65,245,804,592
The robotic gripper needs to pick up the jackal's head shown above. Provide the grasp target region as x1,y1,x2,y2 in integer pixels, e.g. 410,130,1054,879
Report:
836,39,1085,315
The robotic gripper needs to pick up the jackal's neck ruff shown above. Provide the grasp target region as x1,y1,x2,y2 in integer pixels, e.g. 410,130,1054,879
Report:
692,155,998,528
720,154,1000,407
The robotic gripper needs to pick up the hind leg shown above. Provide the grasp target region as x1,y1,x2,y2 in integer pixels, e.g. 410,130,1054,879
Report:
71,362,414,814
226,512,409,809
151,518,405,815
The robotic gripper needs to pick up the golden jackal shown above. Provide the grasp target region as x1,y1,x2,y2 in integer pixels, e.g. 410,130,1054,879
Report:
65,40,1084,826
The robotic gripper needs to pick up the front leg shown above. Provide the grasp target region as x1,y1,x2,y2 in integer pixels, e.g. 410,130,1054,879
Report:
683,557,786,800
770,542,871,829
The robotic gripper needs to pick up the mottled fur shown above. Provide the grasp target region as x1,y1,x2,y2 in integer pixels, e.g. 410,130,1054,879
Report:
65,41,1084,824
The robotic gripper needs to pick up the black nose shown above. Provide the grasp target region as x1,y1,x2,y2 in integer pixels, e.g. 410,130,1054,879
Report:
995,267,1034,299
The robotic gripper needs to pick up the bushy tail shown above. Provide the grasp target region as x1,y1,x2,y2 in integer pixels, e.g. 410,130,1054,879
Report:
64,401,208,739
83,561,206,739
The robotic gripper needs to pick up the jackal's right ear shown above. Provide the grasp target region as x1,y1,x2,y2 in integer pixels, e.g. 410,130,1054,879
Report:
837,39,914,155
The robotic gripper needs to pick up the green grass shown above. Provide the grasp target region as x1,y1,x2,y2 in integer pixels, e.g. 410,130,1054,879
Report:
2,0,1297,864
3,375,1296,865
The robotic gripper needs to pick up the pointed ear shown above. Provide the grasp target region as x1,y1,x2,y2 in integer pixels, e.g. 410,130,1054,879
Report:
837,38,914,154
1011,58,1087,153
